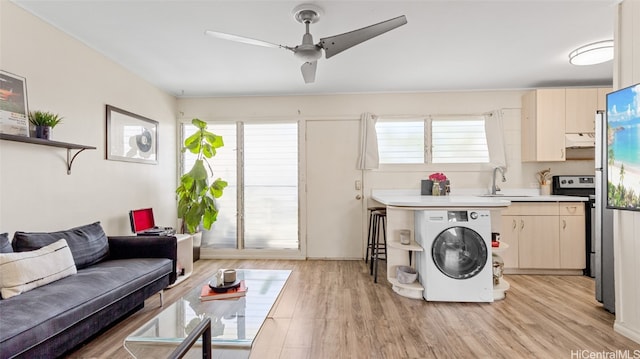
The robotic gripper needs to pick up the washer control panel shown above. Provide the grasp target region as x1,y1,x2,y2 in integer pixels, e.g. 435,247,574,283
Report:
425,210,490,223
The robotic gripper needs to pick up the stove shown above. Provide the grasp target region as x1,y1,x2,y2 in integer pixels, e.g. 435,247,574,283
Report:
552,175,595,277
552,175,595,197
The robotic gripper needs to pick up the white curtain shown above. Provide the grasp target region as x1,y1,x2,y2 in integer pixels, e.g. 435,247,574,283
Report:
484,110,507,168
357,112,379,170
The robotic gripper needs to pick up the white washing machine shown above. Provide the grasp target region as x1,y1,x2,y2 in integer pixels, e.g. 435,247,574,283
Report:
415,209,493,302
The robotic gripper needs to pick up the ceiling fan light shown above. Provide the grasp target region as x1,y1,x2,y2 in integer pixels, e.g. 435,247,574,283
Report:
569,40,614,66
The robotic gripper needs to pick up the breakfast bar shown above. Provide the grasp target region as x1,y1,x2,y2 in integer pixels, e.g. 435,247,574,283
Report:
370,190,511,300
371,189,589,300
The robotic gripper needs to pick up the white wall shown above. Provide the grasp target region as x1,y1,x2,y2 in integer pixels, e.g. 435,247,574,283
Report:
0,1,178,236
612,0,640,345
179,91,594,197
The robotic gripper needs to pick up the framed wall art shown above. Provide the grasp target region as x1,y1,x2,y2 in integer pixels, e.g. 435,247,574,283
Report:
106,105,158,164
0,70,29,136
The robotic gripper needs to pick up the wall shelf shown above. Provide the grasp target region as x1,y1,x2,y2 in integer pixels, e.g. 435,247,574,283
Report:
0,133,96,174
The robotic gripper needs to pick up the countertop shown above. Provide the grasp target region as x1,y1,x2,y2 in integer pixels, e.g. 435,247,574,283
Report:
371,189,588,208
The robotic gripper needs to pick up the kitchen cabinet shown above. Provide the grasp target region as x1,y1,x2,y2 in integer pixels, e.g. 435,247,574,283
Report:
597,87,613,111
500,202,585,273
499,215,520,268
521,87,612,162
559,203,586,269
566,88,598,133
502,203,560,269
521,89,566,162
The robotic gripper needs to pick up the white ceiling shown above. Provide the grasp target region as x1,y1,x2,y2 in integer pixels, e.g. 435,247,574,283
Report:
12,0,616,98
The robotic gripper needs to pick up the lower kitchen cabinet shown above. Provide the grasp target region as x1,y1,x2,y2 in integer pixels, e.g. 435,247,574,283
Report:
499,215,520,268
500,202,585,273
519,215,560,268
559,203,586,269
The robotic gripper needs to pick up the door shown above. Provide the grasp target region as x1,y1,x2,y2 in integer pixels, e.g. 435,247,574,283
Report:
518,216,560,268
306,120,363,258
499,215,520,268
560,215,586,269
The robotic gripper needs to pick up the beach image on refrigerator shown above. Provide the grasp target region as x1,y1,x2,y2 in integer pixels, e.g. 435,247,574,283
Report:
606,83,640,211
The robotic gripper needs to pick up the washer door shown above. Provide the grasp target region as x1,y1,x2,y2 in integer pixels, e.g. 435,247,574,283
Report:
431,226,488,279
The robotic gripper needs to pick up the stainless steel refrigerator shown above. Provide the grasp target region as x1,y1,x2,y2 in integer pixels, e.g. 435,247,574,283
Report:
594,110,615,313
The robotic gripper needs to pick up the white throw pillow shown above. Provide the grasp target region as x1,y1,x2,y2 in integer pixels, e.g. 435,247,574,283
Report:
0,238,77,299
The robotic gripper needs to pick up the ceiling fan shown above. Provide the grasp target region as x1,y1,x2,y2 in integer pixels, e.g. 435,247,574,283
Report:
205,4,407,84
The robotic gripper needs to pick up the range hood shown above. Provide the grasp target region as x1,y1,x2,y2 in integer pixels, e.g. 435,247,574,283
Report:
565,133,595,148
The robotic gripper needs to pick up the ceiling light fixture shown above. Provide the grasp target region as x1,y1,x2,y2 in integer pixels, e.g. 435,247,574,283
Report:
569,40,614,66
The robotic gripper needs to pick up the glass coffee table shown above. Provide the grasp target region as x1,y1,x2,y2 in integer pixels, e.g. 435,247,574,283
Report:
124,269,291,359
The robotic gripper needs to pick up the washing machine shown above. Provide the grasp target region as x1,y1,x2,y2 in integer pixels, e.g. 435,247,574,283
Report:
415,209,493,302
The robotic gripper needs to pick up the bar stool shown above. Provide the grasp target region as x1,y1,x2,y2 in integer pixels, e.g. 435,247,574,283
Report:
365,206,386,265
369,209,387,283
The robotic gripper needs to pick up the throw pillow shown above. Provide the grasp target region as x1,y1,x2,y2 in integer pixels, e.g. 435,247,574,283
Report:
0,238,77,299
13,222,109,269
0,233,12,253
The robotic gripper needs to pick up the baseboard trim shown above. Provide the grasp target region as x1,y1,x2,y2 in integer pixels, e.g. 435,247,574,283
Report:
614,322,640,345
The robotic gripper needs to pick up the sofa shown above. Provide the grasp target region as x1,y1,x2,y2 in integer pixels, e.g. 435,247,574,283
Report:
0,222,178,359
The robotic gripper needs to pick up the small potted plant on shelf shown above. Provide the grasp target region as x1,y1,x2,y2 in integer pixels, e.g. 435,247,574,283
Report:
28,111,63,140
176,118,228,261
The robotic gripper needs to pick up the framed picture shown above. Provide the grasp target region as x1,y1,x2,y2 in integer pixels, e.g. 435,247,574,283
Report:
106,105,158,164
0,70,29,136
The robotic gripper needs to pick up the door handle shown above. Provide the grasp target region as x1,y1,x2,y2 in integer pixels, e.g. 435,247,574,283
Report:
355,194,362,200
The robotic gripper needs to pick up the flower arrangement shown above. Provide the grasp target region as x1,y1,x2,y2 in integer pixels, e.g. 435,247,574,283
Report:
428,172,447,183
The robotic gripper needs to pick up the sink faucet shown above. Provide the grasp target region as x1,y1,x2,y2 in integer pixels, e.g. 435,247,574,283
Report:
491,167,506,195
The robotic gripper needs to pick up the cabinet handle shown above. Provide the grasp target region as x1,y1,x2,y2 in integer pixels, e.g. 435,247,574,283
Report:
565,206,577,214
561,148,565,159
512,219,517,230
520,219,525,230
562,219,567,230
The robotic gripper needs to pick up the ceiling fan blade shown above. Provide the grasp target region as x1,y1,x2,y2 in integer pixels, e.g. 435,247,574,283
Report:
319,15,407,59
205,30,293,51
301,61,317,83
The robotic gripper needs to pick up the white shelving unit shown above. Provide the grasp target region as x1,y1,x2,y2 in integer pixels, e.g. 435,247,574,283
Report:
492,242,510,300
168,234,193,288
385,207,424,300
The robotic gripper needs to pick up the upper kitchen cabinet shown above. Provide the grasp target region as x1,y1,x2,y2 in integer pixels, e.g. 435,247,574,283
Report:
597,87,613,111
566,88,598,133
565,87,612,133
521,89,566,162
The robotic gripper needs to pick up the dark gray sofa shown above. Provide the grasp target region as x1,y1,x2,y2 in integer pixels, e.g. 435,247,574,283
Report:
0,222,178,359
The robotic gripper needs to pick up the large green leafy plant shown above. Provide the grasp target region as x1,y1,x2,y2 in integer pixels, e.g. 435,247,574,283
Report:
177,119,228,234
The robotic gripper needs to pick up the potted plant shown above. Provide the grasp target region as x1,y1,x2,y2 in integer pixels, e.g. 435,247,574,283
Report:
28,111,63,139
176,118,228,260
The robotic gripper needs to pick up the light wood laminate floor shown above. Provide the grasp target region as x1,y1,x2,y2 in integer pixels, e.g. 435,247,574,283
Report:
68,259,639,358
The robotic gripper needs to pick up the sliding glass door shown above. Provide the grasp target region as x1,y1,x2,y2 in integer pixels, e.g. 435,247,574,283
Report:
180,121,298,251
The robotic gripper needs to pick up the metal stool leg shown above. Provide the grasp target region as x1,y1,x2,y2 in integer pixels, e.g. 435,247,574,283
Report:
369,212,379,275
373,212,387,283
365,209,375,264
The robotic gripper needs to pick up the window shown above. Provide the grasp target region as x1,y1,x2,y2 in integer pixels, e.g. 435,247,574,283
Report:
376,120,424,164
431,118,489,163
181,121,298,251
376,116,489,164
